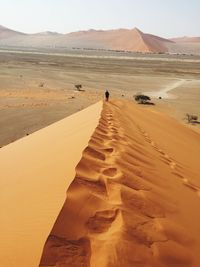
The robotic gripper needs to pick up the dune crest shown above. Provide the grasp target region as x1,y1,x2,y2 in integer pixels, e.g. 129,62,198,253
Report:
40,100,200,267
0,102,102,267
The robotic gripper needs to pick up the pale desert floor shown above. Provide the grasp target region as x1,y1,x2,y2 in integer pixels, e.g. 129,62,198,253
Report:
0,49,200,147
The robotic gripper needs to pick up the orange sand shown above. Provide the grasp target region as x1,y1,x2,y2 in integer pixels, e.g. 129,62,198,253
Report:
40,100,200,267
0,102,102,267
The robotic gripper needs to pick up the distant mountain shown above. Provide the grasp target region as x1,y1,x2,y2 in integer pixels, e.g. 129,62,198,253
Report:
171,36,200,43
0,25,26,39
167,36,200,55
33,31,62,36
0,25,200,54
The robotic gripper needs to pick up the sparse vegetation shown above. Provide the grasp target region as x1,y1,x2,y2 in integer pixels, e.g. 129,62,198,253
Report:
39,82,45,87
75,84,82,91
134,94,152,104
186,113,198,123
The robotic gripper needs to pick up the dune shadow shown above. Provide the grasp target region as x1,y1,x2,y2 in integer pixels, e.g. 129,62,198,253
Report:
138,102,155,106
190,121,200,125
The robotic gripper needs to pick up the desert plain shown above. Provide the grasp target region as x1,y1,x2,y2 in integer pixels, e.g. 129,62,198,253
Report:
0,48,200,147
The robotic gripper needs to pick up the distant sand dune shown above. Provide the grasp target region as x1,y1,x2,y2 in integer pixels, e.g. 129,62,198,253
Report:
40,100,200,267
1,25,200,54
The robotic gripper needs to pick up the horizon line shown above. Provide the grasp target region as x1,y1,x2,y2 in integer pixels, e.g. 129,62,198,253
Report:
0,24,199,39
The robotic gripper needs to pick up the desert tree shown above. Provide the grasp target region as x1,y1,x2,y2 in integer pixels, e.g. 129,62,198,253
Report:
186,113,198,123
134,94,151,104
75,84,82,91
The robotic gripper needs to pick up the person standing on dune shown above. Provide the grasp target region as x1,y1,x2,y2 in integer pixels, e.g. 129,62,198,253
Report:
105,90,110,101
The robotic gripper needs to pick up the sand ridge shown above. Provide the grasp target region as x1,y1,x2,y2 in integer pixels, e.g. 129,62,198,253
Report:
39,99,200,267
0,102,102,267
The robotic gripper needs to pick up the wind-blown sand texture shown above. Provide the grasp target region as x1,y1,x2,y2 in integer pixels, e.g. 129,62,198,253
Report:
39,99,200,267
0,102,102,267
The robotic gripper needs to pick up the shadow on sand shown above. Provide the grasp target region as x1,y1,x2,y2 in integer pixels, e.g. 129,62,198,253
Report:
190,121,200,125
138,102,155,106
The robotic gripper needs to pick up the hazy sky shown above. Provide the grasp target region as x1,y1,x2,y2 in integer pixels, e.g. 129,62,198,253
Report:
0,0,199,37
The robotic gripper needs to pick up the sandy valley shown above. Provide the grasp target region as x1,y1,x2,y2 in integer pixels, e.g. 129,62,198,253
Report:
0,49,200,147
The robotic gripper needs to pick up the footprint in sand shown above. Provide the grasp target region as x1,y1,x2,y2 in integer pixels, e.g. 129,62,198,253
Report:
138,128,157,147
102,167,118,177
111,137,128,146
108,121,114,126
171,172,184,179
101,147,114,154
169,162,176,170
157,149,165,155
106,114,113,120
132,127,183,179
163,154,170,159
172,172,200,197
109,127,119,134
86,209,119,233
156,150,177,170
84,146,106,161
183,181,200,197
150,141,157,148
171,172,188,183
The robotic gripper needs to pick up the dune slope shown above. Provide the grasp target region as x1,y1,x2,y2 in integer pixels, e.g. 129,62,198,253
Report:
39,100,200,267
0,102,102,267
67,28,172,53
0,25,25,39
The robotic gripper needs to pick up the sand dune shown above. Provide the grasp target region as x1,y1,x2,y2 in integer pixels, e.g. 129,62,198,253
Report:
39,99,200,267
0,25,25,39
0,25,172,53
0,102,102,267
67,28,172,53
1,25,200,54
